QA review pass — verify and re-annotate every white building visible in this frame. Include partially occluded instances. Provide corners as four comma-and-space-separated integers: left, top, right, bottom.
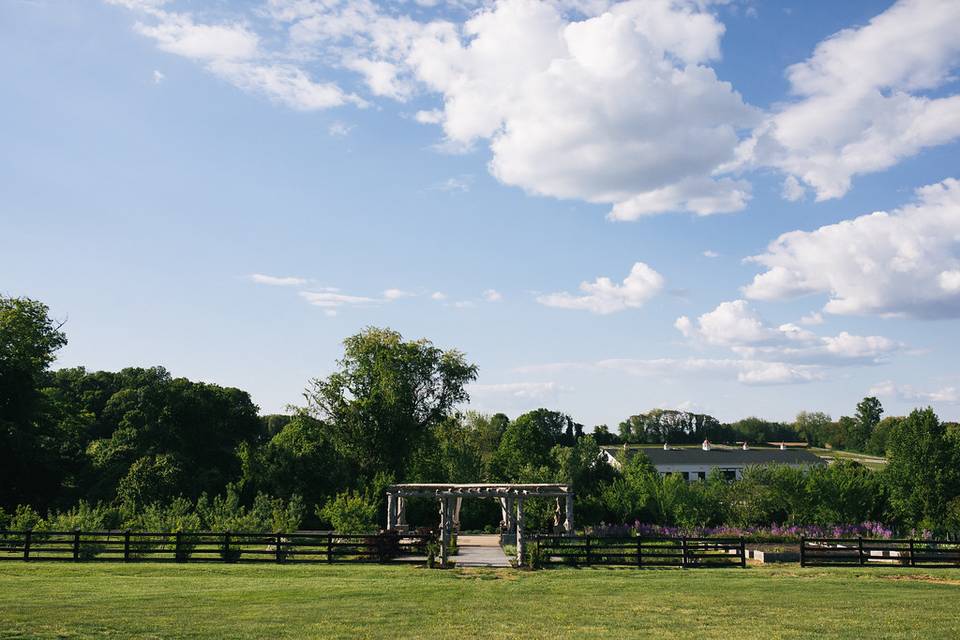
602, 440, 825, 481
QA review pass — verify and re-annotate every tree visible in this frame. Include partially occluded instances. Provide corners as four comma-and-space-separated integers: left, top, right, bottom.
849, 397, 883, 451
884, 408, 960, 531
304, 327, 477, 480
794, 411, 832, 446
0, 296, 68, 510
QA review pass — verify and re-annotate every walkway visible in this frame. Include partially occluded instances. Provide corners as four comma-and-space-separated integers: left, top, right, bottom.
455, 534, 511, 567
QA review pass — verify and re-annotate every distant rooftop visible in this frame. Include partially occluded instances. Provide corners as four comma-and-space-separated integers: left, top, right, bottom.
628, 447, 825, 467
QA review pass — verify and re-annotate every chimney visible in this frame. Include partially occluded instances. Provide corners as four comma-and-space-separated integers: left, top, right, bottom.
742, 442, 749, 450
702, 439, 711, 451
780, 442, 786, 450
663, 442, 669, 450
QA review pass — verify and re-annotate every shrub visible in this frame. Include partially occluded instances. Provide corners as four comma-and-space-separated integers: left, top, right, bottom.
317, 490, 377, 533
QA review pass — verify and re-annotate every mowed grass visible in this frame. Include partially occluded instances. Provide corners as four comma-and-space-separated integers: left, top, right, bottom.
1, 562, 959, 639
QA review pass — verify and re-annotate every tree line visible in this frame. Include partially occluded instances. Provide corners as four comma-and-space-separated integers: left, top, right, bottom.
2, 295, 959, 535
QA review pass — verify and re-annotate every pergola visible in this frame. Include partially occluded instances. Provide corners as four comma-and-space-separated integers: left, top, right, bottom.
385, 483, 574, 567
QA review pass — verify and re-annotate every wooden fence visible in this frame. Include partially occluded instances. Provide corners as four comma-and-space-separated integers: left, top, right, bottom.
534, 535, 746, 568
0, 530, 433, 564
800, 536, 960, 568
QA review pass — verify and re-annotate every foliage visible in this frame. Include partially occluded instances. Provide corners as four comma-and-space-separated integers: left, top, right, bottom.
884, 407, 960, 532
618, 410, 721, 444
304, 327, 477, 480
318, 490, 378, 533
0, 296, 68, 510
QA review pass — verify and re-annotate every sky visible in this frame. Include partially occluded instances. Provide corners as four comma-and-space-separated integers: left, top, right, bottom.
2, 0, 960, 427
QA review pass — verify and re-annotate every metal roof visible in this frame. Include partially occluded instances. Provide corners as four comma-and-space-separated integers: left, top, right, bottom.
629, 447, 825, 466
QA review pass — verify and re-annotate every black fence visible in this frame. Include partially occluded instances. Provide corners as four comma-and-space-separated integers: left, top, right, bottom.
0, 530, 434, 564
800, 536, 960, 568
534, 535, 746, 568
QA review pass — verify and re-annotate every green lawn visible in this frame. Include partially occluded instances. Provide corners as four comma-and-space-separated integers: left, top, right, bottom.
1, 562, 958, 639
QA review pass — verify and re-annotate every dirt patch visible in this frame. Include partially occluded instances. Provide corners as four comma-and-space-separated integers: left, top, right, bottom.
453, 568, 518, 581
880, 574, 960, 586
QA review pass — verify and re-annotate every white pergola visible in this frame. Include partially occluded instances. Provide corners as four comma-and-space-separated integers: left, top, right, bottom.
385, 483, 574, 567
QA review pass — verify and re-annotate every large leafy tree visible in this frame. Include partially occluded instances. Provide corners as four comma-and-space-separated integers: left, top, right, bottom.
850, 396, 883, 451
304, 327, 477, 480
0, 296, 67, 509
884, 407, 960, 531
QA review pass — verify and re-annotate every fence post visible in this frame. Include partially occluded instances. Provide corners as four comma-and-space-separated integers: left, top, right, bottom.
275, 533, 283, 564
739, 536, 746, 568
124, 530, 131, 562
909, 539, 915, 567
585, 535, 592, 566
24, 530, 31, 562
858, 536, 864, 566
681, 537, 688, 568
637, 537, 642, 568
327, 533, 333, 564
175, 531, 183, 562
800, 535, 805, 568
73, 529, 81, 562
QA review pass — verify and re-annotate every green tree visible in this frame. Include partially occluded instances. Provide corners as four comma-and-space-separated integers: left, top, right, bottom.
0, 296, 68, 510
849, 397, 883, 451
884, 408, 960, 531
304, 327, 477, 480
794, 411, 832, 446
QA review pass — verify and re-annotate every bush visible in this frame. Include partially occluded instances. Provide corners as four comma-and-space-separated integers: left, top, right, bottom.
317, 490, 377, 533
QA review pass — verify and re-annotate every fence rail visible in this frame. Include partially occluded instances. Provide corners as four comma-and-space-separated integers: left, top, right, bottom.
534, 535, 746, 568
0, 530, 433, 564
800, 536, 960, 568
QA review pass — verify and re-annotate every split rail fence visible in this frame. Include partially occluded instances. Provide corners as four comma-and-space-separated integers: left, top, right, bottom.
534, 535, 746, 568
0, 530, 433, 564
800, 536, 960, 568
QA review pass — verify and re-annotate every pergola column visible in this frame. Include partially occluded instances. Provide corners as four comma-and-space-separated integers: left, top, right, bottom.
515, 496, 525, 566
506, 496, 516, 531
453, 497, 462, 532
386, 493, 396, 531
396, 497, 407, 530
565, 493, 574, 536
439, 498, 450, 568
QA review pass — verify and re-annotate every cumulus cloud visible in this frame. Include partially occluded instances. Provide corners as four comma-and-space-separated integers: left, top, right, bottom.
738, 0, 960, 200
744, 178, 960, 318
175, 0, 757, 217
702, 250, 720, 258
869, 380, 959, 404
382, 288, 414, 300
483, 289, 503, 302
249, 273, 307, 286
538, 261, 664, 314
676, 299, 901, 364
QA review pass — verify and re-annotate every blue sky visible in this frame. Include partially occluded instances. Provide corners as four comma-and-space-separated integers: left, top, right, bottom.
3, 0, 959, 426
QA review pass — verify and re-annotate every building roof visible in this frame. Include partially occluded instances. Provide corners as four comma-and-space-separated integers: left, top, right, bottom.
630, 447, 825, 467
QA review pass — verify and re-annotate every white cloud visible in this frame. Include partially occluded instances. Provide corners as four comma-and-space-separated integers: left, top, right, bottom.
744, 178, 960, 318
298, 290, 378, 310
430, 291, 447, 301
152, 69, 165, 84
781, 175, 805, 202
738, 0, 960, 200
676, 299, 901, 364
800, 311, 824, 326
382, 288, 414, 300
483, 289, 503, 302
520, 357, 822, 386
469, 381, 570, 401
249, 273, 307, 286
109, 2, 361, 110
702, 250, 720, 258
538, 261, 664, 314
261, 0, 759, 217
869, 380, 959, 404
328, 121, 354, 136
429, 176, 472, 192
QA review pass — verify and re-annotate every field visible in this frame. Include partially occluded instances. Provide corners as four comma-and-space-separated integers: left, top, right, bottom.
1, 563, 959, 639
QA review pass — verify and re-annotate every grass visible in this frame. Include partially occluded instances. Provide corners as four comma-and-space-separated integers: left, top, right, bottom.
1, 563, 959, 639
